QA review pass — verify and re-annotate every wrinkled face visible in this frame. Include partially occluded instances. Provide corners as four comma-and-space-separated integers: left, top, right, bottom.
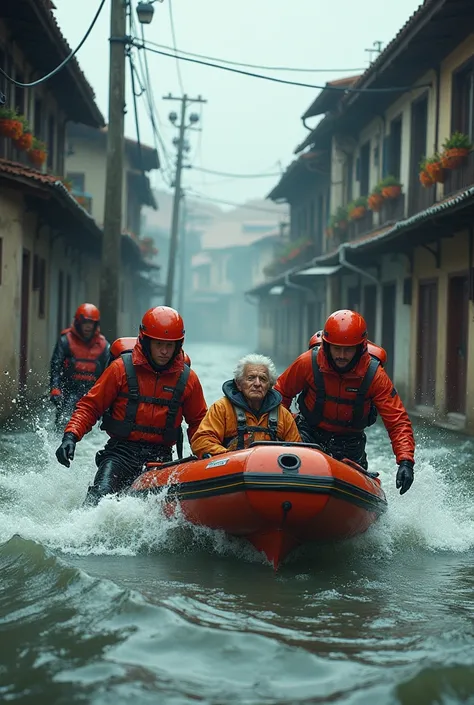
329, 344, 358, 368
236, 364, 271, 407
80, 320, 95, 339
149, 339, 176, 366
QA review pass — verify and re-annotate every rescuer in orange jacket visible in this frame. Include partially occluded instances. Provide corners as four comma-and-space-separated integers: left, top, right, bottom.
275, 310, 415, 494
191, 353, 301, 458
54, 306, 207, 506
49, 303, 110, 430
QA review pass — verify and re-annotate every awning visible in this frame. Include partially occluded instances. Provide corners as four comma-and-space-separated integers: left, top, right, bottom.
296, 265, 341, 276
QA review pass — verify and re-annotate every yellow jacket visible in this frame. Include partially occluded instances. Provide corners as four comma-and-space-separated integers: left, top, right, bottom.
191, 385, 301, 458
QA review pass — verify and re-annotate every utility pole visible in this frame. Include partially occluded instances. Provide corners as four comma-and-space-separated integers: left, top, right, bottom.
163, 93, 206, 308
100, 0, 127, 342
178, 195, 187, 313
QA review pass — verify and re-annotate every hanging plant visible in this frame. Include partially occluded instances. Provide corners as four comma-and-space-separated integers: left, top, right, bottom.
27, 138, 47, 168
348, 196, 368, 221
440, 132, 472, 170
13, 116, 33, 151
368, 184, 384, 212
0, 106, 23, 140
380, 175, 402, 200
328, 205, 349, 237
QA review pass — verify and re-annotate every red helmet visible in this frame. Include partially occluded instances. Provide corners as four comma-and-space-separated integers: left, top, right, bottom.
139, 306, 185, 341
308, 330, 322, 350
74, 303, 100, 324
322, 310, 368, 347
183, 351, 191, 366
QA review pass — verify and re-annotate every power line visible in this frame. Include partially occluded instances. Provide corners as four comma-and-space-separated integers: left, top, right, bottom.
187, 190, 288, 214
191, 165, 282, 178
139, 42, 431, 93
167, 0, 185, 94
0, 0, 107, 87
141, 40, 367, 74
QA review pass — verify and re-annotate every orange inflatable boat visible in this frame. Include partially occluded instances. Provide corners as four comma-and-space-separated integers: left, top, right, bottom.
129, 442, 387, 569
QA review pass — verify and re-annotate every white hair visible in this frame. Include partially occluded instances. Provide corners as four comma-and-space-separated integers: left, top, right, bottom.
233, 353, 277, 386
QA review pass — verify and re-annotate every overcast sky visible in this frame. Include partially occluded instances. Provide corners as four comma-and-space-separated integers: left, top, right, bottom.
54, 0, 421, 209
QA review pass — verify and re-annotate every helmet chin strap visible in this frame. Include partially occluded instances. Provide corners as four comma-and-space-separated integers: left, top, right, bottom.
324, 341, 364, 374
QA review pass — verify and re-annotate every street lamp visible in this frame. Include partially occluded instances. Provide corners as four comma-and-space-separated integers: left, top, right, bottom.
189, 113, 199, 125
136, 0, 161, 25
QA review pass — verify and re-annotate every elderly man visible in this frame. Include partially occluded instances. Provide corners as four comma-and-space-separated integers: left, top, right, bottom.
191, 353, 301, 458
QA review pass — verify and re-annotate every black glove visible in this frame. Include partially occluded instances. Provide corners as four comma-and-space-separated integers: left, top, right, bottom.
56, 432, 77, 468
396, 460, 414, 495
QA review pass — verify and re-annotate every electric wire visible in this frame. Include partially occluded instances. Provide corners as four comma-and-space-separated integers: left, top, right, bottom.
167, 0, 185, 94
192, 165, 283, 178
139, 42, 431, 93
141, 40, 368, 74
0, 0, 107, 88
187, 189, 288, 214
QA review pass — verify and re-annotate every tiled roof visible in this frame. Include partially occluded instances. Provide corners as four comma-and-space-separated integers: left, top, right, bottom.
302, 75, 362, 120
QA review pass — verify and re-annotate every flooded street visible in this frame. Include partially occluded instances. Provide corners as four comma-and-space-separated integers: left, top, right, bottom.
2, 342, 474, 704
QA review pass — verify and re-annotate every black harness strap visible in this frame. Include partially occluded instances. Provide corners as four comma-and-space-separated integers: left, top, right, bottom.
101, 353, 190, 441
297, 350, 380, 430
228, 405, 279, 450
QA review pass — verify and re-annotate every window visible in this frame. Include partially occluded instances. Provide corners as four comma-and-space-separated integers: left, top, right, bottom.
345, 154, 353, 203
14, 73, 26, 116
389, 116, 402, 179
47, 115, 55, 169
452, 60, 474, 139
359, 141, 370, 196
34, 98, 43, 140
33, 254, 40, 290
67, 172, 85, 192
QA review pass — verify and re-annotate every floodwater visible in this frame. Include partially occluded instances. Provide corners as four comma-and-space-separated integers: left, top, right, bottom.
1, 342, 474, 704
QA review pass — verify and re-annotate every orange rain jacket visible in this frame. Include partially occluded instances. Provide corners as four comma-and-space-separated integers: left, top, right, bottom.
65, 344, 207, 446
274, 347, 415, 464
191, 381, 301, 458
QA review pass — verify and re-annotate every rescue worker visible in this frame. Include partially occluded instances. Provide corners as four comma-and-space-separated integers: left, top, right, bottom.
50, 303, 110, 430
275, 310, 415, 495
191, 353, 301, 458
54, 306, 207, 505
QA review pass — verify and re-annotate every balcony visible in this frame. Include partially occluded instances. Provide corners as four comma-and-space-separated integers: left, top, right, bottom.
443, 151, 474, 196
379, 192, 406, 225
263, 239, 314, 278
71, 189, 93, 214
348, 209, 373, 240
408, 176, 436, 217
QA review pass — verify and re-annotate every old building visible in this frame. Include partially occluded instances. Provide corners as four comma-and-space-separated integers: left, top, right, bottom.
248, 0, 474, 433
0, 0, 154, 420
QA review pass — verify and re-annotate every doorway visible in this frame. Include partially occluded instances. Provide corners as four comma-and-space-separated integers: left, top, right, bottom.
416, 280, 438, 406
446, 274, 469, 414
382, 283, 396, 380
19, 249, 31, 389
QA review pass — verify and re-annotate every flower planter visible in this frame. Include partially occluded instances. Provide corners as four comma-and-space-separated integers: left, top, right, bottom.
28, 149, 47, 167
426, 161, 446, 183
368, 193, 384, 212
0, 119, 23, 140
440, 147, 469, 170
349, 206, 366, 220
381, 185, 401, 200
13, 132, 33, 151
419, 170, 434, 188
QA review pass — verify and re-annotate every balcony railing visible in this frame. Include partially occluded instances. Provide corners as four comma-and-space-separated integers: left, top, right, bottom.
71, 189, 93, 214
379, 193, 406, 226
408, 176, 436, 217
443, 151, 474, 196
348, 209, 373, 240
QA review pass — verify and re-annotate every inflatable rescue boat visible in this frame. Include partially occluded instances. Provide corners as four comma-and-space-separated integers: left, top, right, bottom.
129, 441, 387, 569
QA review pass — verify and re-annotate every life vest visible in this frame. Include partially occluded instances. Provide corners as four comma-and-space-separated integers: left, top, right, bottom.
224, 405, 279, 450
61, 330, 108, 385
100, 351, 191, 443
298, 348, 380, 431
309, 331, 387, 367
